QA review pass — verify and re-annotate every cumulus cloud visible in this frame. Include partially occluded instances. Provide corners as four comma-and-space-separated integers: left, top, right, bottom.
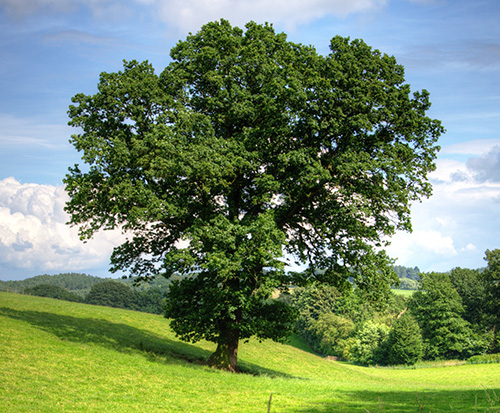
403, 229, 455, 255
386, 228, 457, 268
467, 145, 500, 183
148, 0, 388, 32
0, 177, 124, 278
386, 142, 500, 271
1, 0, 388, 32
461, 243, 477, 252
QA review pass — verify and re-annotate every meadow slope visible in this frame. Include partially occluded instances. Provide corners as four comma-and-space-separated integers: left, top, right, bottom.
1, 292, 499, 412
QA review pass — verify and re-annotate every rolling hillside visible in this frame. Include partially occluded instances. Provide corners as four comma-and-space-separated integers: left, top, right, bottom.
0, 272, 172, 297
1, 292, 499, 412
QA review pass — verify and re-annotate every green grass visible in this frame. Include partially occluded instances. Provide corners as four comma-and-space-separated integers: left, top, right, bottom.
1, 292, 499, 412
392, 288, 415, 297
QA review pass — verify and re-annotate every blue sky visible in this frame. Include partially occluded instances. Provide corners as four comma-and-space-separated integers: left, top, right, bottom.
1, 0, 499, 280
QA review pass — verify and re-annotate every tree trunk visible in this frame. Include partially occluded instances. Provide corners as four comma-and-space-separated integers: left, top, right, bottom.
207, 326, 239, 372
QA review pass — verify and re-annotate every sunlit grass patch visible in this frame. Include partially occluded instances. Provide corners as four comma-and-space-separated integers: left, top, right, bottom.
1, 292, 499, 412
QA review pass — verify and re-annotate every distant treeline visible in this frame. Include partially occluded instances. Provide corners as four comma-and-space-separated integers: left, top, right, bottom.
393, 265, 420, 280
0, 266, 422, 306
3, 257, 498, 367
1, 265, 422, 296
0, 273, 172, 315
0, 273, 106, 297
287, 256, 499, 366
393, 265, 421, 290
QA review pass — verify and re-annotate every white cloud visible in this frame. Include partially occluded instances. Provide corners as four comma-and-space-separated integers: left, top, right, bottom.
1, 0, 388, 32
0, 177, 124, 277
467, 145, 500, 183
461, 243, 477, 252
386, 144, 500, 271
386, 229, 457, 268
441, 139, 500, 156
429, 158, 469, 182
149, 0, 388, 32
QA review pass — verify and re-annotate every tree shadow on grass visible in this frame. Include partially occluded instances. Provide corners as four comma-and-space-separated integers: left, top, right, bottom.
0, 306, 297, 378
292, 388, 500, 412
0, 306, 209, 365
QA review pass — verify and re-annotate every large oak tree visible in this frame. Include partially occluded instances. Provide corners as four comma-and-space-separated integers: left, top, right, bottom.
65, 20, 442, 371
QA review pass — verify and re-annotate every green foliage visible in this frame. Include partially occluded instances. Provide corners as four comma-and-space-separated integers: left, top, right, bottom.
1, 273, 167, 315
64, 19, 442, 370
482, 249, 500, 332
291, 283, 405, 362
350, 320, 390, 365
3, 292, 500, 412
85, 281, 137, 310
291, 283, 367, 357
24, 284, 84, 303
290, 260, 498, 365
392, 265, 420, 290
393, 265, 420, 281
133, 288, 166, 315
449, 267, 488, 328
122, 275, 172, 292
85, 280, 166, 314
386, 312, 423, 365
410, 272, 474, 360
0, 272, 106, 296
386, 292, 409, 315
315, 312, 356, 358
397, 277, 418, 290
166, 274, 297, 346
468, 353, 500, 364
292, 283, 343, 326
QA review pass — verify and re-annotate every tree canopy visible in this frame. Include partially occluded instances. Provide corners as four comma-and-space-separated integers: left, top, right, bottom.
410, 272, 473, 360
386, 312, 423, 366
24, 284, 84, 303
64, 20, 442, 371
482, 249, 500, 341
85, 281, 137, 309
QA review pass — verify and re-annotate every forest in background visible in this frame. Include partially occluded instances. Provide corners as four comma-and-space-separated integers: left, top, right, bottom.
0, 265, 424, 297
2, 257, 498, 366
0, 272, 172, 315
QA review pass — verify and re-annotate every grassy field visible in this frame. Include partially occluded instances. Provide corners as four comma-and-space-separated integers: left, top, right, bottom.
1, 292, 499, 412
392, 288, 415, 297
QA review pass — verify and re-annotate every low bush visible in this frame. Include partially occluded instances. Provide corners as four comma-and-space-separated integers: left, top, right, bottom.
24, 284, 84, 302
468, 353, 500, 364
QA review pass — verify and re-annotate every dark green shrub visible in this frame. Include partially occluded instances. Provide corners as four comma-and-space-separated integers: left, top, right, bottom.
468, 353, 500, 364
134, 288, 166, 314
85, 281, 137, 309
24, 284, 84, 303
386, 312, 423, 365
